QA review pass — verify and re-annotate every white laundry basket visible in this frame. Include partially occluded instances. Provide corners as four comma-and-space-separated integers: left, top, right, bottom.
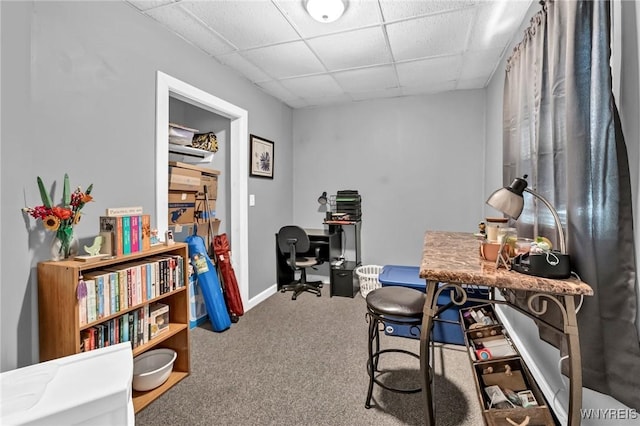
355, 265, 383, 298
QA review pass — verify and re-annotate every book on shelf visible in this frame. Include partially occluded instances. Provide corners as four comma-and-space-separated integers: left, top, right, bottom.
141, 214, 151, 252
122, 216, 131, 255
149, 302, 170, 340
122, 313, 130, 344
99, 216, 117, 256
83, 271, 111, 319
109, 271, 119, 313
130, 215, 140, 253
128, 312, 135, 349
103, 267, 128, 311
99, 216, 124, 256
88, 327, 97, 351
85, 279, 97, 323
80, 329, 91, 352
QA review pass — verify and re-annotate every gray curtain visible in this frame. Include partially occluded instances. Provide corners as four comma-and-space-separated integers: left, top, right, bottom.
503, 0, 640, 409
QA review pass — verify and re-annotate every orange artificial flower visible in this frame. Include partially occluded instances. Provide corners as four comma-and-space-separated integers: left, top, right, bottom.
51, 206, 73, 220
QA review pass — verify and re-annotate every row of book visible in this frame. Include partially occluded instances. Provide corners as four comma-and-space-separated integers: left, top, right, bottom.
80, 302, 169, 352
99, 214, 152, 256
78, 255, 184, 326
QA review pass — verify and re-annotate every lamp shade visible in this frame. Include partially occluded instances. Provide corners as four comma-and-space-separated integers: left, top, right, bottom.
317, 191, 328, 205
306, 0, 345, 23
485, 177, 528, 219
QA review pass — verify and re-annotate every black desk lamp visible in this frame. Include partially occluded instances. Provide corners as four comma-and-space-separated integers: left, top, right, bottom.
486, 175, 570, 278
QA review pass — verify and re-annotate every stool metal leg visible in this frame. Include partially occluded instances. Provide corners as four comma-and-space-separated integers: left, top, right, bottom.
365, 313, 377, 409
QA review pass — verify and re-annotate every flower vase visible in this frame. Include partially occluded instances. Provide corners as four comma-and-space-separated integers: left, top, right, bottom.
50, 228, 79, 261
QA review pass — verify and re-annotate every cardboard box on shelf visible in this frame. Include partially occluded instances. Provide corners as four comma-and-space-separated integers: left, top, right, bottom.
169, 220, 221, 248
195, 198, 216, 221
169, 166, 200, 192
168, 192, 196, 224
197, 174, 218, 200
169, 161, 220, 176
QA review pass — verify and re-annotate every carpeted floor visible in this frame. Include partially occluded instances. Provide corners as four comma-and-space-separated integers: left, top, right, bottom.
135, 289, 483, 425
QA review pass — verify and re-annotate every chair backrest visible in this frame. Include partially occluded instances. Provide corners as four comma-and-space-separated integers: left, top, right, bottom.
277, 225, 311, 254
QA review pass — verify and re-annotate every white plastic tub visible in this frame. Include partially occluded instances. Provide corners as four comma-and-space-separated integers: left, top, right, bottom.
132, 348, 177, 392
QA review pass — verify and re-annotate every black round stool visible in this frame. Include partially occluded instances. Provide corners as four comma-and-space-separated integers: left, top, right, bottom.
365, 286, 427, 409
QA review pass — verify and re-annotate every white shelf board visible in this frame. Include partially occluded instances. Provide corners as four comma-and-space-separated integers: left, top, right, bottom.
168, 143, 214, 163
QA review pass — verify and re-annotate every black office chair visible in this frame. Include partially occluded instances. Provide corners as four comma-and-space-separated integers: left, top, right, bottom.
277, 225, 323, 300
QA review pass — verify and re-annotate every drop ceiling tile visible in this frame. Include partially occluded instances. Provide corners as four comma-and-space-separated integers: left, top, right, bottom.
459, 49, 502, 81
468, 1, 533, 51
180, 0, 299, 49
126, 0, 175, 12
307, 27, 391, 71
145, 5, 235, 56
304, 94, 353, 107
401, 80, 457, 96
279, 74, 344, 99
379, 0, 477, 22
386, 9, 474, 61
396, 56, 463, 88
243, 41, 325, 79
457, 77, 489, 90
217, 52, 272, 83
350, 87, 403, 101
275, 0, 382, 38
332, 65, 397, 93
256, 80, 298, 101
285, 98, 310, 109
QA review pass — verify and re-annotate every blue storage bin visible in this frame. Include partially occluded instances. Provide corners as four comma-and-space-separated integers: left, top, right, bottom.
379, 265, 489, 345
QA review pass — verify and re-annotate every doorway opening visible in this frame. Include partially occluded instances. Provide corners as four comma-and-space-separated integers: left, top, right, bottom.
155, 71, 249, 307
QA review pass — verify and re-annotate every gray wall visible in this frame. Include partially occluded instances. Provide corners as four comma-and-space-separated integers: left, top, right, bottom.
0, 0, 293, 371
484, 1, 640, 421
292, 92, 487, 267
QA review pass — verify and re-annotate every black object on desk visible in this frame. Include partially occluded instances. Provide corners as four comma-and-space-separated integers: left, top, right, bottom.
275, 228, 340, 289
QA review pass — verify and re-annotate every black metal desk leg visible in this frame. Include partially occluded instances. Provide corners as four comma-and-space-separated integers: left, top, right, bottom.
420, 280, 437, 426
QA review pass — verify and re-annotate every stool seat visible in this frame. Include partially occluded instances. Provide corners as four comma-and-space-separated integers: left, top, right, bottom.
366, 286, 426, 318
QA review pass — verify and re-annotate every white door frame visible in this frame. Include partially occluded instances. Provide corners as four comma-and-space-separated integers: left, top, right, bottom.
155, 71, 249, 307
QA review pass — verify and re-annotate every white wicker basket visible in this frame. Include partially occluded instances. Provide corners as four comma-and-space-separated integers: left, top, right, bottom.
355, 265, 383, 298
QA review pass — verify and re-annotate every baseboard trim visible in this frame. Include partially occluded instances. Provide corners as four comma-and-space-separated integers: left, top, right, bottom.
495, 305, 568, 425
246, 284, 277, 311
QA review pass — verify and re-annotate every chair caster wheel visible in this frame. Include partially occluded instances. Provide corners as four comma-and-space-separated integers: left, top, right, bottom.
316, 293, 321, 297
280, 289, 286, 293
292, 296, 297, 300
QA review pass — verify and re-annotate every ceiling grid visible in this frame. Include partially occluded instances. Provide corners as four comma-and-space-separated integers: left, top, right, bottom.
125, 0, 533, 108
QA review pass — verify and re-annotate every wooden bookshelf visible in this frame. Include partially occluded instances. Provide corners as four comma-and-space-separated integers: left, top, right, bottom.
37, 242, 191, 413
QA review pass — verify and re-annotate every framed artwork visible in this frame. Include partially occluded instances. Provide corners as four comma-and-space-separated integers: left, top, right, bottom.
249, 134, 274, 179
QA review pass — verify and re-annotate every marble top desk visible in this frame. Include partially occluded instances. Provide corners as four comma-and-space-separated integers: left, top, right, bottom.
418, 231, 593, 426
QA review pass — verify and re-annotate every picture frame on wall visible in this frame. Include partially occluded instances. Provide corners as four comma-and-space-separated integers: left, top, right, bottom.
249, 134, 274, 179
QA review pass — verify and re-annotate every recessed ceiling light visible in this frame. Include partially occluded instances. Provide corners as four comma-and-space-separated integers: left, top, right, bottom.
306, 0, 345, 23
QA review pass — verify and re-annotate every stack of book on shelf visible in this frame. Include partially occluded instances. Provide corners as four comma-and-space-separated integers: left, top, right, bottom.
78, 254, 184, 352
99, 206, 152, 257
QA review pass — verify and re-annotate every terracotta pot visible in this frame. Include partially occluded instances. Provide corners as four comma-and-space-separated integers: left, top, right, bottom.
480, 242, 508, 262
